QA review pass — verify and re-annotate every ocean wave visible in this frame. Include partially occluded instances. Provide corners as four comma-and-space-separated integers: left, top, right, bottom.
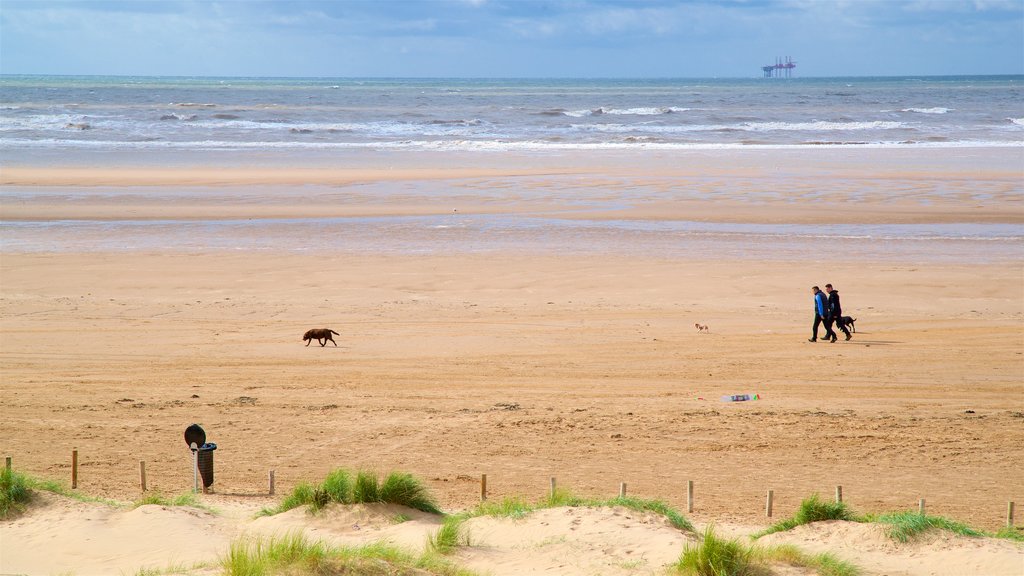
563, 106, 690, 117
160, 113, 198, 121
902, 107, 953, 114
1009, 118, 1024, 127
2, 137, 1020, 153
569, 120, 909, 134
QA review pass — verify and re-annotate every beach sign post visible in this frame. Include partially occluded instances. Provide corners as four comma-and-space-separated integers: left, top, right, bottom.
184, 423, 206, 494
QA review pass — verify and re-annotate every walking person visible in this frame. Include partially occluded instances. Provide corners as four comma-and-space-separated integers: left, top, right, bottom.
825, 283, 851, 341
809, 286, 830, 342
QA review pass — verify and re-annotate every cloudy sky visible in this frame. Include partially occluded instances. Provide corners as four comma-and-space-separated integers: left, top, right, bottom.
1, 0, 1021, 78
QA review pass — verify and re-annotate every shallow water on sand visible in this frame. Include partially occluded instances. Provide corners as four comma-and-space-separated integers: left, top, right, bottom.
3, 213, 1021, 263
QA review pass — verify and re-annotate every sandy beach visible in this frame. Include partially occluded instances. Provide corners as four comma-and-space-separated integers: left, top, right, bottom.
1, 147, 1023, 574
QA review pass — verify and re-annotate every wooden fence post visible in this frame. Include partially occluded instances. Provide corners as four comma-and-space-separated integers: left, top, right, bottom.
919, 498, 926, 515
550, 477, 557, 499
619, 482, 627, 498
835, 485, 843, 503
766, 489, 774, 517
72, 448, 78, 489
687, 480, 694, 513
140, 461, 147, 492
1008, 501, 1015, 528
480, 474, 487, 502
269, 470, 275, 496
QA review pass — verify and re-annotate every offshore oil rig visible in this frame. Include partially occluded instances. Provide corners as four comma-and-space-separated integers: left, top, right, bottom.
762, 56, 796, 78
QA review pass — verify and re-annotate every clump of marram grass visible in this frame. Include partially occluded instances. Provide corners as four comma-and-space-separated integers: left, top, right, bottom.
751, 544, 860, 576
676, 525, 757, 576
469, 489, 694, 532
427, 515, 471, 554
473, 496, 533, 519
994, 526, 1024, 542
320, 468, 352, 504
222, 532, 476, 576
3, 468, 124, 517
752, 494, 1010, 545
1, 468, 33, 518
257, 468, 440, 516
379, 471, 442, 514
353, 470, 380, 503
754, 493, 858, 538
864, 510, 985, 543
132, 491, 205, 509
604, 496, 695, 531
676, 526, 860, 576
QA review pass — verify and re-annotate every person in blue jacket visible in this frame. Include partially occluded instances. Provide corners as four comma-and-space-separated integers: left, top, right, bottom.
809, 286, 833, 342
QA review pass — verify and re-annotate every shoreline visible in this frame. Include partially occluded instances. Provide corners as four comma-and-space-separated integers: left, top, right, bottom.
2, 146, 1023, 226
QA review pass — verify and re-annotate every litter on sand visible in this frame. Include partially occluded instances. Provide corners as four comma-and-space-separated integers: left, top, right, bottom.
721, 393, 759, 402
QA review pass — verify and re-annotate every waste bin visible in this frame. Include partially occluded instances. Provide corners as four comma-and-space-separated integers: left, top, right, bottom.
197, 443, 217, 490
184, 424, 206, 448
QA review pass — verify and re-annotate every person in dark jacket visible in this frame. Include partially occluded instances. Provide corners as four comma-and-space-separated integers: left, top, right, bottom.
809, 286, 831, 342
825, 283, 851, 341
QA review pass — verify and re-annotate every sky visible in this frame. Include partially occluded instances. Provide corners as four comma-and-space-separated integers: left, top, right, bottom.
1, 0, 1022, 78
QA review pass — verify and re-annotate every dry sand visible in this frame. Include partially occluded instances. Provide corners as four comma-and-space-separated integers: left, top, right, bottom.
1, 149, 1022, 574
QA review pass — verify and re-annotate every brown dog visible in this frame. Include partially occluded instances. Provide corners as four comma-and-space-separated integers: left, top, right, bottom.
303, 328, 339, 347
695, 323, 709, 333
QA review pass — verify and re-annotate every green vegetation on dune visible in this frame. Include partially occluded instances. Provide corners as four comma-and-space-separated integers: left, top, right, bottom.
427, 515, 471, 555
753, 493, 859, 538
864, 510, 985, 543
676, 525, 860, 576
222, 532, 476, 576
2, 468, 122, 517
258, 467, 441, 516
468, 489, 694, 531
752, 493, 1018, 544
1, 468, 33, 518
131, 491, 217, 514
676, 526, 758, 576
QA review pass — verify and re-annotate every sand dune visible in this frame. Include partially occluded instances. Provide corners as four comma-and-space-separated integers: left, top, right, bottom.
2, 493, 1021, 575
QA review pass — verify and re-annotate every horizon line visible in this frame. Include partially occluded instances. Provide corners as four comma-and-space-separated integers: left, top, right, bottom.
2, 73, 1022, 81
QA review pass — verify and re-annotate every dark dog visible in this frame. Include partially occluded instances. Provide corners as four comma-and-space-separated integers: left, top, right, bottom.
837, 317, 856, 333
303, 328, 339, 347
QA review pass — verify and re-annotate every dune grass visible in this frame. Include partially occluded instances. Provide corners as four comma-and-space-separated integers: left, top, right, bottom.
1, 468, 33, 518
994, 526, 1024, 542
602, 495, 695, 531
473, 496, 534, 519
753, 494, 859, 538
676, 526, 860, 576
379, 471, 442, 514
465, 489, 694, 533
864, 510, 985, 543
222, 531, 476, 576
258, 467, 441, 516
427, 515, 471, 555
751, 493, 1016, 545
131, 490, 217, 514
353, 470, 379, 503
2, 468, 124, 517
752, 544, 861, 576
320, 468, 352, 504
677, 526, 758, 576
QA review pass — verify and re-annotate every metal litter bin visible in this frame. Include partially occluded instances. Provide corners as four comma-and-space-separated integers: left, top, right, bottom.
197, 443, 217, 490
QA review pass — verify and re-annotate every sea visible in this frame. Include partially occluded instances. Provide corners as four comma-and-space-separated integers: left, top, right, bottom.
1, 75, 1022, 261
1, 75, 1022, 154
